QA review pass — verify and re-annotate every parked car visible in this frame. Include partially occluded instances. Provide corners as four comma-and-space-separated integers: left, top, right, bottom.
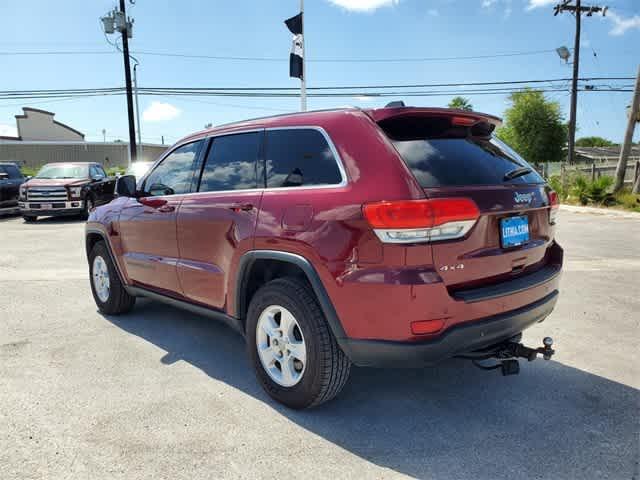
85, 106, 562, 408
0, 162, 26, 216
19, 162, 116, 222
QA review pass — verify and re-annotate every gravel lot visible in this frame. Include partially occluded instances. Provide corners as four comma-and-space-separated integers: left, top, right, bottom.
1, 208, 638, 480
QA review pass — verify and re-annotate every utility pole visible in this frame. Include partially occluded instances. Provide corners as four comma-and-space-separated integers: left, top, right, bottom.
101, 2, 137, 165
119, 0, 137, 165
614, 65, 640, 193
133, 61, 143, 160
554, 1, 607, 165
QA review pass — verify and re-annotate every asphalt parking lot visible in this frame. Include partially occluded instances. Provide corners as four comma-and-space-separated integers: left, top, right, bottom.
1, 208, 638, 480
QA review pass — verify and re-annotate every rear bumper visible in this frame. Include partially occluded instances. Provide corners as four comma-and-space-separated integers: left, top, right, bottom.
342, 290, 559, 367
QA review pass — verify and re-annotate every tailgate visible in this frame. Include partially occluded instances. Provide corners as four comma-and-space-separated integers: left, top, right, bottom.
425, 185, 555, 290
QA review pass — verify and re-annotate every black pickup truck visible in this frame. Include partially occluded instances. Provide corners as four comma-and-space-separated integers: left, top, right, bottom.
0, 162, 25, 216
19, 162, 116, 222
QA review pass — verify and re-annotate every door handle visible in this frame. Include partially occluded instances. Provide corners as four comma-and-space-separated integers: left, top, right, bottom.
139, 197, 168, 209
229, 203, 254, 212
158, 205, 175, 213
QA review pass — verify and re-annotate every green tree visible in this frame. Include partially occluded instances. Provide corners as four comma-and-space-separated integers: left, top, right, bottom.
496, 90, 567, 164
575, 136, 615, 147
448, 96, 473, 111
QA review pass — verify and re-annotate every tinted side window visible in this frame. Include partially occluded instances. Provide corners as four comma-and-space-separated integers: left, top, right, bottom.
199, 132, 260, 192
144, 141, 202, 196
95, 165, 107, 178
1, 165, 22, 179
265, 129, 342, 188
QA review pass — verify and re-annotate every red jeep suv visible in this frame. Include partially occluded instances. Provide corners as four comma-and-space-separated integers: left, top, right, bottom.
85, 106, 562, 408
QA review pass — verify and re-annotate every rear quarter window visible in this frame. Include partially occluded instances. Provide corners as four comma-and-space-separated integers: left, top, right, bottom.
265, 129, 343, 188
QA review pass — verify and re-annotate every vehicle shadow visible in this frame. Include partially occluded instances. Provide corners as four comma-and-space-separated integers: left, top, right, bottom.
23, 216, 85, 225
0, 213, 21, 222
104, 300, 639, 480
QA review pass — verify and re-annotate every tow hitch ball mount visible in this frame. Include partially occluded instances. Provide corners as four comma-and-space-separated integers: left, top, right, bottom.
468, 337, 555, 376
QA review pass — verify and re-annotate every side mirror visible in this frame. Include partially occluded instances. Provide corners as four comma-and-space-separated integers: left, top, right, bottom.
0, 172, 8, 180
116, 175, 137, 197
149, 183, 174, 196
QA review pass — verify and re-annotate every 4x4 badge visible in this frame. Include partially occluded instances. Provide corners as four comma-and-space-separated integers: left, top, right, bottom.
440, 264, 465, 271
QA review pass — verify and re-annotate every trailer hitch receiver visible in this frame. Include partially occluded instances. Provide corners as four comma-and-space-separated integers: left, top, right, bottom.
462, 337, 555, 376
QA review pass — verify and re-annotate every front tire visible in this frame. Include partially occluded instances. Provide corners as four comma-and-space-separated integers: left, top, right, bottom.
23, 215, 37, 223
82, 195, 95, 220
246, 277, 351, 409
89, 241, 136, 315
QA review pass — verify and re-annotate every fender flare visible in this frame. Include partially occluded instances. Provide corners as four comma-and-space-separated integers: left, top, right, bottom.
235, 250, 349, 349
85, 227, 127, 286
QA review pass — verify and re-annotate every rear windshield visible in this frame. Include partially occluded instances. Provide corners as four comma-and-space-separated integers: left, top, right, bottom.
380, 116, 544, 187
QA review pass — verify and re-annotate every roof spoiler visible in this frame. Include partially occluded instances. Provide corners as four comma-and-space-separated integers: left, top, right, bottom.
367, 107, 503, 129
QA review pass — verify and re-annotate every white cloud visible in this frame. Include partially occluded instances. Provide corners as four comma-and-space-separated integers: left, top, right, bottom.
607, 10, 640, 36
142, 101, 181, 122
326, 0, 399, 12
0, 123, 18, 137
353, 95, 375, 102
481, 0, 512, 18
526, 0, 555, 11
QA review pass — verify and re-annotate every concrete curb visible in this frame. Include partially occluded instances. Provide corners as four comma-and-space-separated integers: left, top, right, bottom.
560, 204, 640, 219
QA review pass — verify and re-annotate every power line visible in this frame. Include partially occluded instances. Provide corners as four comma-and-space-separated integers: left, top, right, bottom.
0, 87, 631, 102
0, 48, 562, 63
1, 77, 629, 97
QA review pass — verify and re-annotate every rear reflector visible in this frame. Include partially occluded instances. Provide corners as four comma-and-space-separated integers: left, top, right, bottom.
411, 319, 445, 335
548, 190, 559, 224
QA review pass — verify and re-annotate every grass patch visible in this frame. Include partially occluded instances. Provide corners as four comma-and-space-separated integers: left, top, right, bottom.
614, 190, 640, 213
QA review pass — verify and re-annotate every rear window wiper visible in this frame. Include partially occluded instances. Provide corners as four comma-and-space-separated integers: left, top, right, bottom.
503, 167, 532, 181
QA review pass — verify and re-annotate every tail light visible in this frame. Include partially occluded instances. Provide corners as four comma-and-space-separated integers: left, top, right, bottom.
548, 190, 559, 224
363, 198, 480, 244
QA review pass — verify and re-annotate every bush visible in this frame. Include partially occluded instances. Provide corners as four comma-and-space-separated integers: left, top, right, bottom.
106, 167, 126, 176
20, 167, 38, 177
570, 175, 614, 206
548, 175, 567, 200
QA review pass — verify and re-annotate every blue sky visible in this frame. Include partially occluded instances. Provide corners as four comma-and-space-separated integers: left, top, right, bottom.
1, 0, 638, 145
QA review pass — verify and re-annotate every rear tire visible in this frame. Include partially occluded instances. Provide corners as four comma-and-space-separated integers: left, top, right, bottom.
82, 195, 95, 220
23, 215, 37, 223
89, 241, 136, 315
246, 277, 351, 409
